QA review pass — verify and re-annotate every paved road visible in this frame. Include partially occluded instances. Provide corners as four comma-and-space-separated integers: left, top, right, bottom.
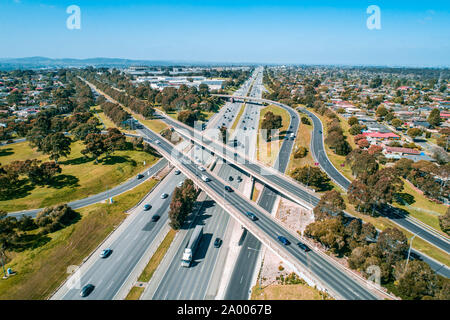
5, 158, 168, 219
55, 170, 185, 300
139, 127, 378, 300
225, 68, 301, 299
147, 68, 261, 300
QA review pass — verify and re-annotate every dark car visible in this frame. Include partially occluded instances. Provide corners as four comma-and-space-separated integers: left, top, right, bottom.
151, 214, 160, 222
277, 236, 290, 246
236, 176, 242, 182
245, 211, 257, 221
144, 204, 152, 211
174, 170, 181, 175
80, 284, 95, 297
224, 186, 233, 192
214, 238, 222, 248
297, 242, 310, 252
99, 248, 112, 258
137, 174, 144, 179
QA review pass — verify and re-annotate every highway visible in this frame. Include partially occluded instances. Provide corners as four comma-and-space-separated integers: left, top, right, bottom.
53, 169, 186, 300
158, 94, 450, 258
144, 68, 262, 300
137, 125, 379, 300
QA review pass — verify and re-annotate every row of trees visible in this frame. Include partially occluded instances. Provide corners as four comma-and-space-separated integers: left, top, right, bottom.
261, 111, 282, 141
168, 179, 199, 230
306, 190, 449, 300
100, 101, 130, 127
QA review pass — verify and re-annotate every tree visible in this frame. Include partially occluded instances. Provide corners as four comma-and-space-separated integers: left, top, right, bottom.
394, 158, 414, 178
348, 116, 359, 126
439, 207, 450, 235
291, 166, 330, 191
376, 227, 408, 265
40, 132, 72, 162
313, 190, 346, 221
27, 161, 62, 185
349, 124, 363, 136
178, 110, 198, 127
407, 128, 422, 139
304, 218, 346, 254
81, 133, 107, 161
357, 139, 369, 149
293, 146, 308, 159
346, 150, 379, 178
35, 204, 78, 233
427, 108, 442, 127
219, 126, 227, 144
376, 106, 388, 118
168, 179, 198, 230
103, 128, 127, 155
301, 116, 311, 125
261, 111, 282, 141
72, 122, 100, 141
394, 260, 439, 300
391, 118, 403, 128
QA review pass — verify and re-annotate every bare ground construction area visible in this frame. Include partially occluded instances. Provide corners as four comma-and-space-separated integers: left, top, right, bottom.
251, 197, 333, 300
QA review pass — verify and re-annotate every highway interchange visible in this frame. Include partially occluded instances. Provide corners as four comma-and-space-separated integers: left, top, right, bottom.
49, 67, 449, 300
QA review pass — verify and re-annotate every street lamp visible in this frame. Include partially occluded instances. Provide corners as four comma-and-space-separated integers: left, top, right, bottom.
404, 233, 418, 271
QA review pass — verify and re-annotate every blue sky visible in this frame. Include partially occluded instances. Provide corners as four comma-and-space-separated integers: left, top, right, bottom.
0, 0, 449, 66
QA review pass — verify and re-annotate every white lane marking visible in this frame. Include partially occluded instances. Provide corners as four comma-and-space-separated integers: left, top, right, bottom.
240, 276, 243, 284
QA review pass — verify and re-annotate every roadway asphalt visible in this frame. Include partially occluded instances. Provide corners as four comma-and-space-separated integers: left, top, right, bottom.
146, 69, 261, 299
142, 129, 378, 299
225, 69, 301, 299
57, 170, 186, 300
6, 158, 168, 219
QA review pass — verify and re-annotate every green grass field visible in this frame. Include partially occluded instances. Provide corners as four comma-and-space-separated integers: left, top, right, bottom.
287, 114, 315, 175
0, 178, 159, 300
0, 140, 159, 212
257, 105, 291, 166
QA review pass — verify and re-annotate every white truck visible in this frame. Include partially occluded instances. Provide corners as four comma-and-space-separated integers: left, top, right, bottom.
181, 225, 203, 267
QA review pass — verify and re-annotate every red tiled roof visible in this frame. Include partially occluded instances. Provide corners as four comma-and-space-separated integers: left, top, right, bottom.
363, 132, 400, 139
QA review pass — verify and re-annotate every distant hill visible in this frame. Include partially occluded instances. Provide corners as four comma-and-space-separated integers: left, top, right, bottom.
0, 57, 255, 70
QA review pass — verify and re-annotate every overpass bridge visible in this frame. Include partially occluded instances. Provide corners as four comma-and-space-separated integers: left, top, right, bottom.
136, 125, 384, 300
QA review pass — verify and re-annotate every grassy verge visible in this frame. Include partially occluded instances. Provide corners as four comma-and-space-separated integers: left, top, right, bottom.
137, 229, 177, 282
251, 284, 331, 300
287, 114, 315, 175
393, 181, 447, 235
257, 105, 291, 166
90, 105, 136, 135
124, 286, 145, 300
0, 141, 159, 212
230, 103, 246, 132
0, 178, 159, 300
140, 119, 169, 134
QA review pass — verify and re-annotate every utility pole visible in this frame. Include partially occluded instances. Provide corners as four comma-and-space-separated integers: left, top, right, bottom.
0, 251, 7, 279
404, 233, 417, 272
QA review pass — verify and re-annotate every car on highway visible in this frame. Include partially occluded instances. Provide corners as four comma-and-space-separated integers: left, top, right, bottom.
245, 211, 257, 221
144, 204, 152, 211
198, 166, 206, 172
277, 236, 290, 246
178, 181, 184, 187
228, 176, 234, 181
201, 175, 210, 182
224, 186, 233, 192
136, 174, 144, 179
99, 248, 112, 258
80, 284, 95, 297
151, 214, 160, 222
297, 242, 310, 252
237, 176, 242, 182
214, 238, 222, 248
161, 193, 168, 199
174, 170, 181, 175
155, 140, 160, 144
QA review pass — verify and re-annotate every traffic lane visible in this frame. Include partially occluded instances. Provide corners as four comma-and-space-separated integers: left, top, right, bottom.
143, 114, 377, 299
151, 145, 243, 299
5, 158, 168, 219
62, 173, 184, 300
204, 170, 377, 300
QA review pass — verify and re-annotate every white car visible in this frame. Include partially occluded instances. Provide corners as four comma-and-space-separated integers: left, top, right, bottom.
178, 181, 184, 187
201, 175, 210, 182
198, 166, 206, 172
155, 140, 160, 144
